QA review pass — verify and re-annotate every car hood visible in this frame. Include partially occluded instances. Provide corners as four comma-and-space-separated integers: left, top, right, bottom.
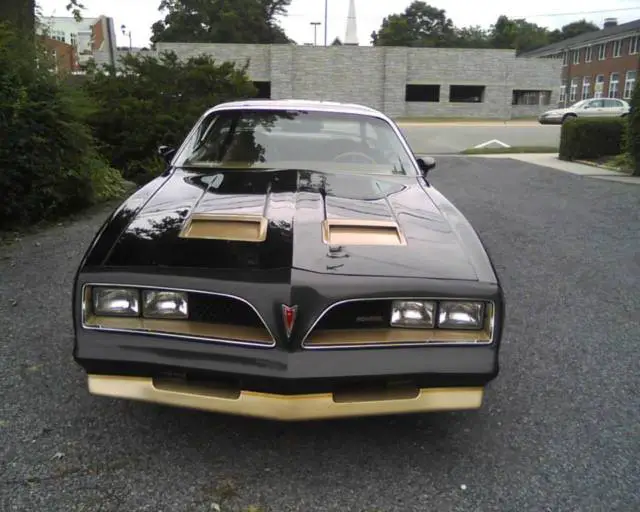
103, 167, 480, 280
541, 108, 568, 116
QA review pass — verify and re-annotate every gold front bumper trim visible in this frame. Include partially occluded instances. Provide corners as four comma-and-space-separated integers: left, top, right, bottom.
87, 375, 484, 421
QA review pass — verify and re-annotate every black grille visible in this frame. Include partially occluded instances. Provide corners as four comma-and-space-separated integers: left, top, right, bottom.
314, 300, 392, 330
188, 293, 264, 328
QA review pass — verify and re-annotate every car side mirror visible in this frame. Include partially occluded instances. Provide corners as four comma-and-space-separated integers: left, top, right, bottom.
416, 156, 436, 176
158, 145, 176, 165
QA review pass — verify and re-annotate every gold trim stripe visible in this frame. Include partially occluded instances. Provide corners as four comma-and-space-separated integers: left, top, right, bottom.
88, 375, 484, 421
85, 315, 273, 344
305, 327, 492, 346
179, 214, 268, 242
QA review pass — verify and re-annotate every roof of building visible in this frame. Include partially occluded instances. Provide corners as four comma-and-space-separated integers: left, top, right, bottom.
520, 18, 640, 57
209, 99, 383, 117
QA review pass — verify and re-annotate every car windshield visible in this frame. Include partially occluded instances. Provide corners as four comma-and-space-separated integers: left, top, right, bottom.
571, 100, 589, 108
176, 109, 417, 175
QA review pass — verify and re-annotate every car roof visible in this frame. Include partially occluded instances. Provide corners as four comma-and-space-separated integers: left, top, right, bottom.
206, 99, 387, 119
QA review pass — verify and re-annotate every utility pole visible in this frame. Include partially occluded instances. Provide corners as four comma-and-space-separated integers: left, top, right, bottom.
310, 22, 321, 46
324, 0, 328, 46
121, 24, 132, 51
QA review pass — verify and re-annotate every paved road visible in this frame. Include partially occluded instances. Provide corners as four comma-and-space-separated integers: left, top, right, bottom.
399, 122, 561, 154
2, 158, 639, 512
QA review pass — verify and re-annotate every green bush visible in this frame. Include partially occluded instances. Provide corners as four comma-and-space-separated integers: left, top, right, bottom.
559, 117, 626, 161
0, 23, 127, 230
82, 52, 258, 185
624, 79, 640, 176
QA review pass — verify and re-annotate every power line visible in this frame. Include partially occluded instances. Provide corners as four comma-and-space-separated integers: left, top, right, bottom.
281, 6, 640, 20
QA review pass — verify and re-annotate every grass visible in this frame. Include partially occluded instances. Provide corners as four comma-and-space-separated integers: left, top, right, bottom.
460, 145, 559, 155
575, 153, 635, 174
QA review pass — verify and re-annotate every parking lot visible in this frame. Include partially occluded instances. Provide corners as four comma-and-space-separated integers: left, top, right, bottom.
1, 156, 639, 511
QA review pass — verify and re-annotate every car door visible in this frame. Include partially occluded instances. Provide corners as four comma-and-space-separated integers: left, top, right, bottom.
582, 99, 605, 117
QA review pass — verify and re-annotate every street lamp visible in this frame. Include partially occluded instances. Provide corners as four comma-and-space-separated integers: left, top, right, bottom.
324, 0, 328, 46
310, 22, 321, 46
120, 24, 132, 51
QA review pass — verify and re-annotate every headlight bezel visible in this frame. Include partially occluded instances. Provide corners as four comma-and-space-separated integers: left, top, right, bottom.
389, 299, 489, 332
142, 290, 189, 319
91, 287, 141, 317
436, 301, 486, 330
88, 286, 190, 320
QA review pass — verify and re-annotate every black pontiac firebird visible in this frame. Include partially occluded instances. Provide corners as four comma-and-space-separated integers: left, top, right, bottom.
72, 99, 504, 421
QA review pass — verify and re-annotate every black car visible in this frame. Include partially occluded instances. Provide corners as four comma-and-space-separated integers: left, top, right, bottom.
72, 99, 505, 421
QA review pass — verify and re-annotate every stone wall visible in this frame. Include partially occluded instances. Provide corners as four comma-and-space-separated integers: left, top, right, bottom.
92, 43, 562, 119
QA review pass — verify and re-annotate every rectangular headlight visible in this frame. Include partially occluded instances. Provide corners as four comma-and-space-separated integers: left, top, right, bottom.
438, 301, 485, 330
92, 288, 140, 316
142, 290, 188, 319
390, 300, 435, 328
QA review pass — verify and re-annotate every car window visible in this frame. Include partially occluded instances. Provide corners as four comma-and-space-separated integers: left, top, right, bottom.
589, 100, 604, 108
177, 110, 417, 176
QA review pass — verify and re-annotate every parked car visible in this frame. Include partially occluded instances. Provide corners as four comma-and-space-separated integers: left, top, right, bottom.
72, 99, 505, 421
538, 98, 630, 124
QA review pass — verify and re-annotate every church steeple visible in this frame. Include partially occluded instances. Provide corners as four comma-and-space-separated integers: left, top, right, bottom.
344, 0, 359, 46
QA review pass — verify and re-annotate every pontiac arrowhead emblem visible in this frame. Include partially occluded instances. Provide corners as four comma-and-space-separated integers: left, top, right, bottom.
281, 304, 298, 338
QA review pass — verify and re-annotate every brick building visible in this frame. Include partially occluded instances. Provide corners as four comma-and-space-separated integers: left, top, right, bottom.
521, 18, 640, 106
91, 43, 562, 119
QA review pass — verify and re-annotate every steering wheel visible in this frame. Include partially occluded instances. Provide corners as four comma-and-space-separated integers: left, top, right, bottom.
333, 152, 377, 164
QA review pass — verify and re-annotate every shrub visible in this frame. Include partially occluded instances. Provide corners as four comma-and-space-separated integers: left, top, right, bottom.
0, 23, 127, 230
624, 79, 640, 176
559, 117, 626, 161
82, 52, 258, 185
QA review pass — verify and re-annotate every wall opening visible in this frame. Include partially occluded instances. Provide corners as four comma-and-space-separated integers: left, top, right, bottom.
405, 84, 440, 102
449, 85, 485, 103
512, 90, 551, 105
253, 81, 271, 99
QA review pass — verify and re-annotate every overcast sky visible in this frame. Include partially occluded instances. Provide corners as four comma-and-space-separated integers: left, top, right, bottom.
37, 0, 640, 48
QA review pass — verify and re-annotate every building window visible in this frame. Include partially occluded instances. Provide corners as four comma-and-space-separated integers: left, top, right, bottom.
594, 74, 605, 98
559, 85, 566, 103
70, 33, 78, 47
570, 78, 579, 102
608, 73, 620, 98
512, 90, 551, 106
582, 77, 591, 99
252, 81, 271, 99
572, 50, 580, 64
405, 84, 440, 102
598, 43, 606, 60
613, 40, 622, 58
585, 46, 593, 62
630, 36, 639, 55
623, 70, 636, 99
562, 51, 568, 66
449, 85, 485, 103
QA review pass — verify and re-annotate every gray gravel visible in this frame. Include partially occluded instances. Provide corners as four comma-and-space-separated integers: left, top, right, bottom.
1, 158, 639, 512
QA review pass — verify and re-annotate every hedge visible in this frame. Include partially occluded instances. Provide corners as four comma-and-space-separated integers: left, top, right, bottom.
559, 117, 626, 161
624, 79, 640, 175
0, 23, 128, 230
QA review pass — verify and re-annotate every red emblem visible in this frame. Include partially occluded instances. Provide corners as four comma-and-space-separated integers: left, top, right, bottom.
281, 304, 298, 338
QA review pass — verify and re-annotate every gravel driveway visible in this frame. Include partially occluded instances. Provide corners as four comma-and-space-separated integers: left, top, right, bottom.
1, 157, 639, 512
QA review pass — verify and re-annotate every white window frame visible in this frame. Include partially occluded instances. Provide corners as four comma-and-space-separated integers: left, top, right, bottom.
570, 78, 579, 102
629, 36, 639, 55
608, 72, 620, 98
598, 43, 606, 60
572, 49, 580, 64
559, 85, 566, 103
585, 46, 593, 62
624, 70, 636, 99
613, 40, 622, 58
562, 51, 568, 66
582, 77, 591, 99
594, 74, 605, 98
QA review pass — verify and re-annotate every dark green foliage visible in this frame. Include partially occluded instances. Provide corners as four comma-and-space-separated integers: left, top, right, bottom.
624, 78, 640, 176
0, 23, 126, 230
82, 51, 258, 184
151, 0, 293, 44
559, 117, 626, 161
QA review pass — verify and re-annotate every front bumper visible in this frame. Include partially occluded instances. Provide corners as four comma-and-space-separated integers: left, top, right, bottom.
89, 375, 484, 421
538, 116, 562, 125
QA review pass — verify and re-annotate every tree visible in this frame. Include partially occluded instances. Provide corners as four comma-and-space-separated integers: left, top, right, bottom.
371, 1, 455, 47
549, 19, 599, 44
453, 26, 491, 48
151, 0, 293, 44
0, 1, 83, 35
489, 15, 551, 54
625, 75, 640, 176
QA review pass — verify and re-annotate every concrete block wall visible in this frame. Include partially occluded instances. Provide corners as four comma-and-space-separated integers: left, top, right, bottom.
92, 43, 562, 119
